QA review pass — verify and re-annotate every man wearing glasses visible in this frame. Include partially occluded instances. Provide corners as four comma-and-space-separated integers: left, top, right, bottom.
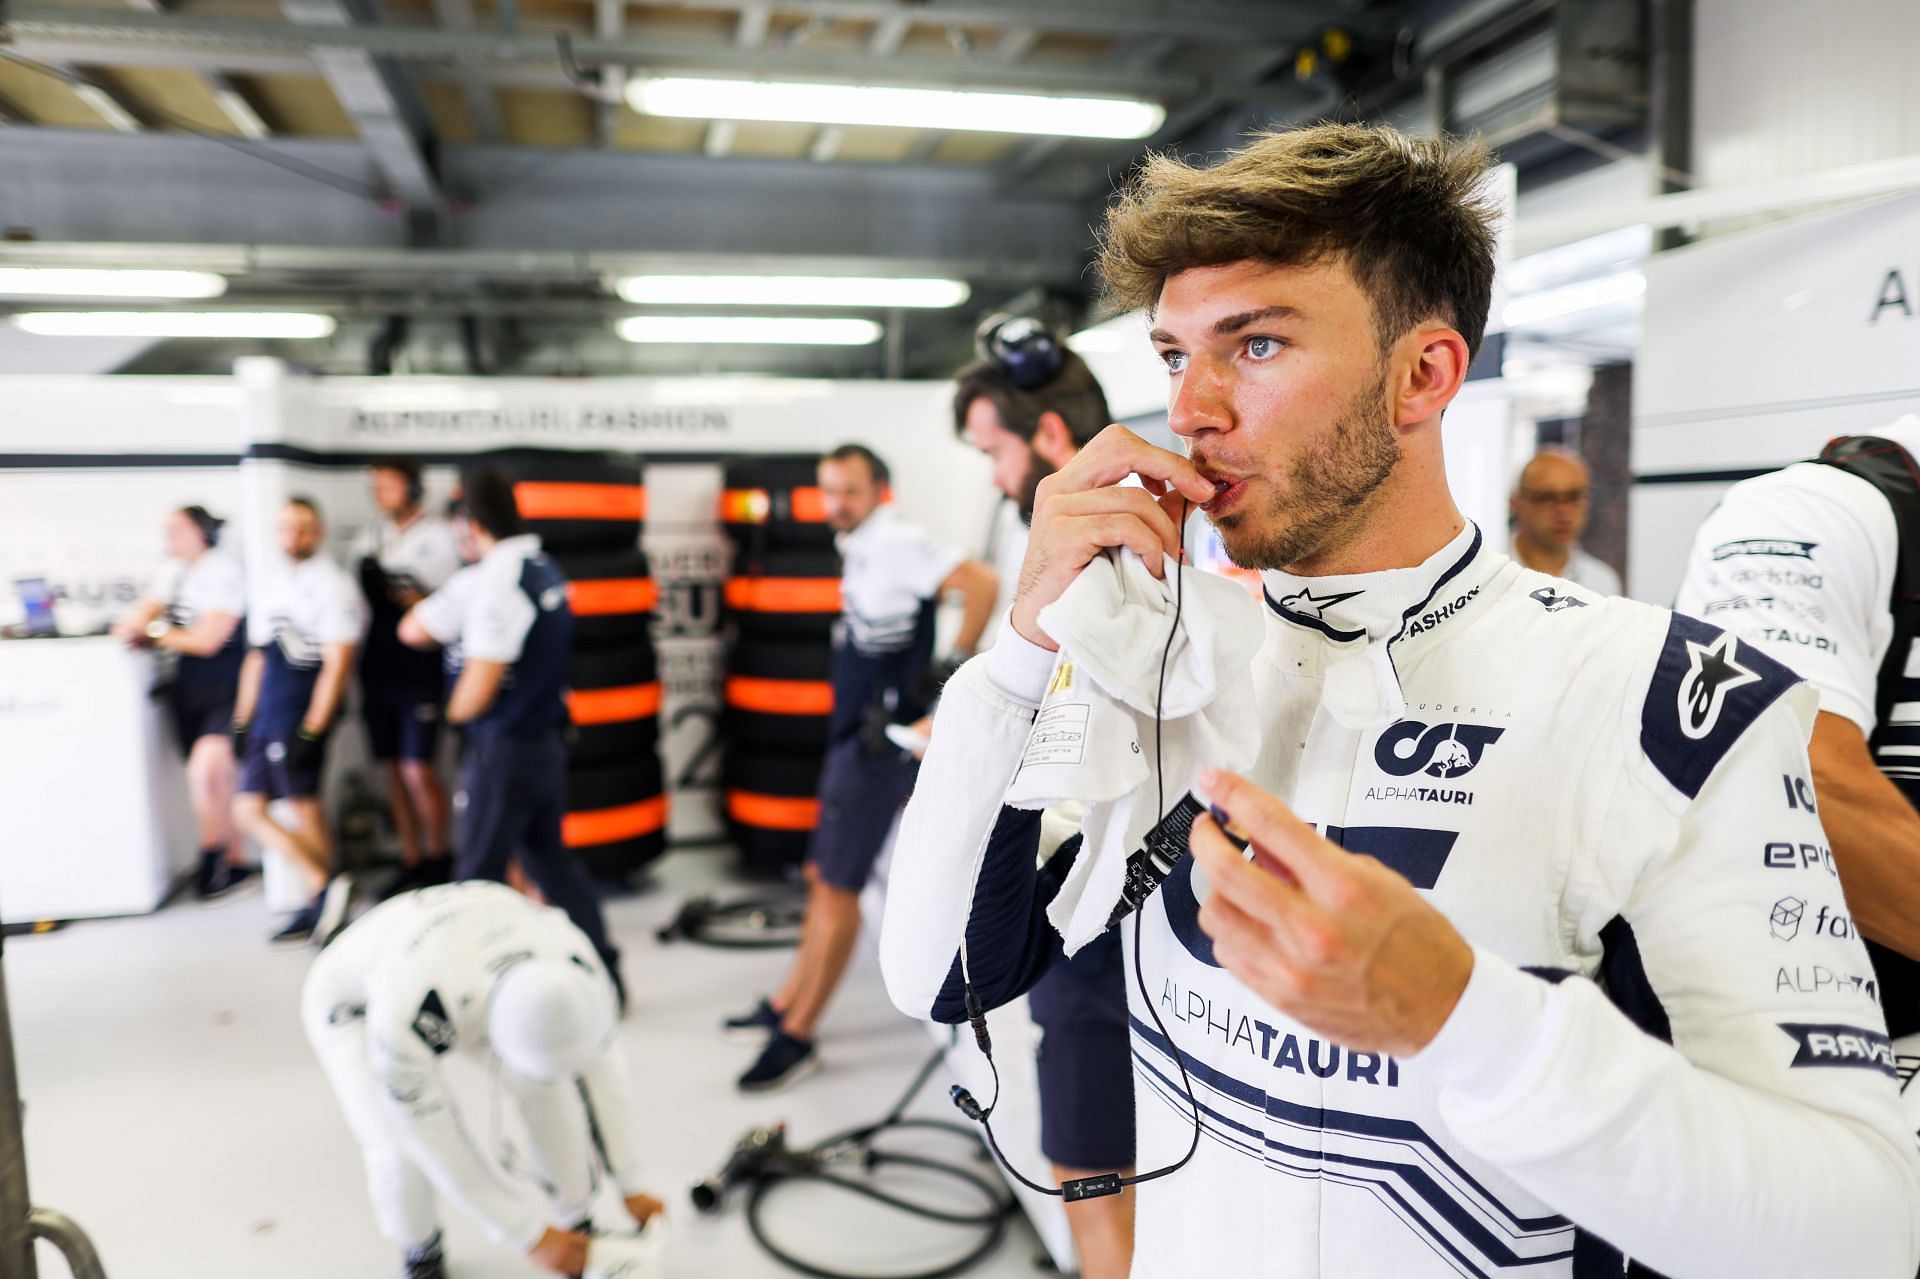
1509, 447, 1622, 595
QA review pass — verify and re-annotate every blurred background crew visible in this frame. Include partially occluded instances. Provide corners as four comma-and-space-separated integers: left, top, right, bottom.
304, 881, 664, 1279
726, 444, 997, 1092
1508, 447, 1622, 595
399, 468, 622, 1004
1676, 415, 1920, 1052
353, 456, 462, 900
112, 505, 252, 901
953, 331, 1138, 1279
232, 496, 367, 947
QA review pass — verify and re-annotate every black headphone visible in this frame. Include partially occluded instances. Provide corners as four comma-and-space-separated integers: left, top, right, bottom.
374, 458, 426, 506
181, 505, 223, 548
975, 314, 1066, 391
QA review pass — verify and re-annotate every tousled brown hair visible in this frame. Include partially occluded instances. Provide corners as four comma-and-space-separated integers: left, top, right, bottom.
951, 350, 1111, 450
1096, 123, 1500, 357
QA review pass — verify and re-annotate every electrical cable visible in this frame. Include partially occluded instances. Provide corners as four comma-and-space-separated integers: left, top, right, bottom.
701, 1038, 1017, 1279
655, 892, 805, 949
951, 498, 1203, 1201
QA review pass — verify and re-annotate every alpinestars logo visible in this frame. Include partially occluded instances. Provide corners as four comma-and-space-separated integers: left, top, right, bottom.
1529, 587, 1588, 613
1375, 720, 1505, 779
1279, 587, 1362, 619
1679, 632, 1762, 740
411, 989, 456, 1055
1712, 539, 1817, 561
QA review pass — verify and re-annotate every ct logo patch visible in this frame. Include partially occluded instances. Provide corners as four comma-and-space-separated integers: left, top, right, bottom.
1374, 721, 1505, 779
1679, 632, 1762, 740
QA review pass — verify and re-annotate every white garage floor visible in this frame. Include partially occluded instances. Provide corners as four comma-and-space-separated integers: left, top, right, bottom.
9, 851, 1048, 1279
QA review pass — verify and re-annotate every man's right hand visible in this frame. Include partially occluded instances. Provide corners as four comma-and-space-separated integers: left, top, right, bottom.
527, 1227, 591, 1274
1010, 424, 1215, 651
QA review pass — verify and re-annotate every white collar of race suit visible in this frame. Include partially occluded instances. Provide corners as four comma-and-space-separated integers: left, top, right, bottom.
1256, 522, 1502, 728
835, 503, 897, 554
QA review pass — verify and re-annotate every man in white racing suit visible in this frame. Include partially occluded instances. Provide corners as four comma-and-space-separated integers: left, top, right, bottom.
879, 123, 1920, 1278
304, 882, 664, 1277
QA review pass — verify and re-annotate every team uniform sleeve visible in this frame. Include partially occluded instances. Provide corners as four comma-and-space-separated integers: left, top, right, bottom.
318, 562, 370, 646
187, 552, 248, 620
459, 570, 536, 664
879, 643, 1061, 1020
888, 522, 967, 601
1674, 471, 1894, 736
364, 993, 548, 1253
1412, 619, 1920, 1278
411, 568, 472, 647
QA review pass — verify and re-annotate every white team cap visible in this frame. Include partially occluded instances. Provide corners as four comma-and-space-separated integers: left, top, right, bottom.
488, 957, 616, 1082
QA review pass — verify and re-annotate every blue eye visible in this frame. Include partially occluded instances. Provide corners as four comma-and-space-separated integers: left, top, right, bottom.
1161, 350, 1188, 374
1246, 337, 1281, 361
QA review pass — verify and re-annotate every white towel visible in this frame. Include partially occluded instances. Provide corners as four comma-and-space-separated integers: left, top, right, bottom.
1004, 550, 1262, 954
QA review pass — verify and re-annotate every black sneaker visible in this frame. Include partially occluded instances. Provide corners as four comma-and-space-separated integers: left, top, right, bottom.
722, 997, 781, 1043
402, 1231, 444, 1279
202, 862, 258, 905
737, 1029, 818, 1093
271, 900, 323, 946
313, 874, 354, 949
192, 850, 224, 901
379, 861, 425, 902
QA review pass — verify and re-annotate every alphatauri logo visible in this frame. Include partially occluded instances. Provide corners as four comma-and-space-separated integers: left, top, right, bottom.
1679, 632, 1762, 740
1374, 720, 1505, 780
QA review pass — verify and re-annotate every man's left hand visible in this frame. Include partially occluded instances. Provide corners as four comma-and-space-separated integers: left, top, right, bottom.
1189, 768, 1475, 1058
623, 1193, 666, 1227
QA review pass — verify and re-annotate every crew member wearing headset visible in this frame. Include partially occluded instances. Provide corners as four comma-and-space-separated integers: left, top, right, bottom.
114, 505, 252, 901
232, 495, 367, 947
399, 467, 623, 1004
354, 456, 463, 899
951, 317, 1139, 1279
305, 880, 665, 1279
725, 444, 998, 1092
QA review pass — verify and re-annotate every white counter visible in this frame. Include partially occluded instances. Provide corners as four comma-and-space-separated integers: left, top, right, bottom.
0, 637, 192, 922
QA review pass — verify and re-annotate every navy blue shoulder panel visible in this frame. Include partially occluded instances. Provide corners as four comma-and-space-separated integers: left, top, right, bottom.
1640, 611, 1801, 800
925, 812, 1071, 1023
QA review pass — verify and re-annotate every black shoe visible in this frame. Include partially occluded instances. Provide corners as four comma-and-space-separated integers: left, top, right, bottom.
737, 1029, 818, 1093
192, 850, 224, 900
402, 1231, 444, 1279
723, 997, 781, 1043
313, 874, 354, 949
271, 900, 323, 946
379, 861, 425, 902
202, 862, 258, 905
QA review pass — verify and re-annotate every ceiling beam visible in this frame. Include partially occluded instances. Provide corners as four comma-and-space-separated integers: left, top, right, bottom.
7, 8, 1245, 98
69, 70, 143, 132
594, 0, 624, 146
277, 0, 442, 215
989, 27, 1039, 64
645, 0, 1352, 45
703, 119, 736, 157
121, 0, 273, 137
808, 124, 845, 162
427, 0, 503, 141
735, 4, 771, 49
866, 14, 911, 58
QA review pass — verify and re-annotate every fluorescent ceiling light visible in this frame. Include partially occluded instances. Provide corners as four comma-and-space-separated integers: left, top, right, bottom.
10, 312, 337, 339
618, 315, 883, 346
617, 275, 970, 309
1501, 271, 1646, 328
626, 76, 1166, 140
0, 268, 228, 300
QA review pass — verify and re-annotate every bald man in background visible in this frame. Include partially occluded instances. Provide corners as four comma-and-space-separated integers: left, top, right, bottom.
1509, 447, 1622, 595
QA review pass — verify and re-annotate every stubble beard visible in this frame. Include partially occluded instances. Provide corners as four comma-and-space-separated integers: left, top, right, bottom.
1212, 369, 1400, 571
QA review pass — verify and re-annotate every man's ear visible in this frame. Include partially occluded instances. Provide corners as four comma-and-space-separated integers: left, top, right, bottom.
1033, 412, 1078, 469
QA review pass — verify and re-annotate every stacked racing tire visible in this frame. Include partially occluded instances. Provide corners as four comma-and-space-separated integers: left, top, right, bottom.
720, 456, 841, 876
486, 448, 669, 883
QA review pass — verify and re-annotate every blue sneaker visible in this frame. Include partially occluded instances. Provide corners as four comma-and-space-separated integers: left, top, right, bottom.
402, 1231, 444, 1279
722, 997, 781, 1042
270, 899, 323, 946
737, 1029, 818, 1093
